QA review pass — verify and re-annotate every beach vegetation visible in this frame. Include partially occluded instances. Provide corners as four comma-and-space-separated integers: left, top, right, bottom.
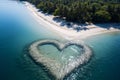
20, 0, 120, 23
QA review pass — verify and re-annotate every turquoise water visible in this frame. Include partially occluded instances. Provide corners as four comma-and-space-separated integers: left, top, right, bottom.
83, 32, 120, 80
65, 32, 120, 80
39, 45, 83, 64
0, 0, 120, 80
0, 0, 62, 80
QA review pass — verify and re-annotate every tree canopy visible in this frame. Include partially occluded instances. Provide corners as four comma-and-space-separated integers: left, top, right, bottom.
20, 0, 120, 23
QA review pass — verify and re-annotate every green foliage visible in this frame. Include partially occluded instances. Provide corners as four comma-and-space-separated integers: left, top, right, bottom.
94, 10, 111, 22
20, 0, 120, 23
53, 8, 60, 16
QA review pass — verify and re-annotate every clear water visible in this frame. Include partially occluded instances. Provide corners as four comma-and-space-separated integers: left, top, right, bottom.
39, 45, 83, 64
0, 0, 62, 80
83, 32, 120, 80
0, 0, 120, 80
64, 32, 120, 80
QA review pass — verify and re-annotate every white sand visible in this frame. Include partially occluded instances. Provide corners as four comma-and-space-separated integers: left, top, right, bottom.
24, 2, 120, 40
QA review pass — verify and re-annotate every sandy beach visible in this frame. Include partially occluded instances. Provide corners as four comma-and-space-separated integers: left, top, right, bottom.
24, 2, 120, 40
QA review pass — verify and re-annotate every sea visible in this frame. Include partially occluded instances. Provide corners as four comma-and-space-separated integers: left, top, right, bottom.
0, 0, 120, 80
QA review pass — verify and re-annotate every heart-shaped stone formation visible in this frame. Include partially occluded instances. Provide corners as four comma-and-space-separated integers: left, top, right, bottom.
28, 39, 92, 79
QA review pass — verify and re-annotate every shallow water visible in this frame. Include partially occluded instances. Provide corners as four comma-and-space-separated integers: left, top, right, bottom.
0, 0, 120, 80
39, 44, 83, 64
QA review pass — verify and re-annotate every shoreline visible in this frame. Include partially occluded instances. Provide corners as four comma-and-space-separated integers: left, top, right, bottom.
23, 1, 120, 79
24, 2, 120, 40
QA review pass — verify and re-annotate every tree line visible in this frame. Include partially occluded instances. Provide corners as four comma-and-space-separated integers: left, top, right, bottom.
20, 0, 120, 23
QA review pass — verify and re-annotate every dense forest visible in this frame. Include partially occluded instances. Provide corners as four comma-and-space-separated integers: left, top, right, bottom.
20, 0, 120, 23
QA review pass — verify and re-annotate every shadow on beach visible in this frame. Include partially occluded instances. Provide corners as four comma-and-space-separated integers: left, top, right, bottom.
54, 17, 120, 31
38, 9, 120, 32
27, 2, 120, 32
95, 23, 120, 29
53, 17, 89, 32
53, 17, 120, 32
